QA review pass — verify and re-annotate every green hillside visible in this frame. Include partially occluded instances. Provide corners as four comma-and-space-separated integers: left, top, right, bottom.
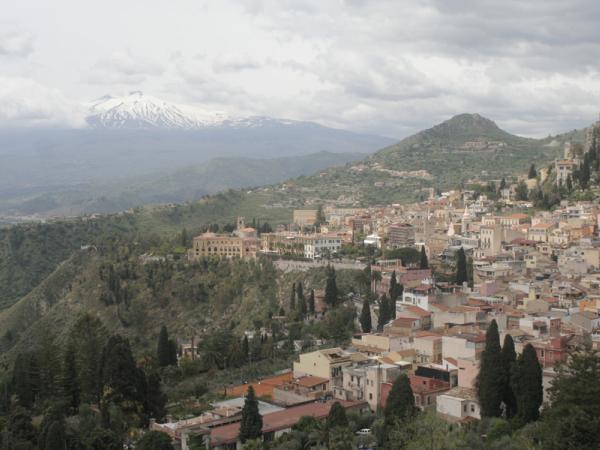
284, 113, 572, 206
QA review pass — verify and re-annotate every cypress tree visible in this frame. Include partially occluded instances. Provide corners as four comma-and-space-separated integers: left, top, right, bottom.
580, 153, 591, 189
501, 334, 517, 418
12, 352, 36, 408
61, 345, 80, 413
239, 386, 262, 443
326, 401, 349, 429
384, 374, 416, 431
168, 339, 178, 366
157, 326, 171, 367
324, 266, 338, 307
290, 283, 296, 311
455, 247, 468, 285
145, 372, 167, 422
360, 298, 372, 333
308, 289, 315, 314
512, 343, 543, 423
528, 163, 537, 179
296, 282, 304, 302
298, 294, 307, 317
419, 246, 429, 269
389, 271, 398, 301
377, 294, 390, 331
499, 177, 506, 190
477, 320, 504, 417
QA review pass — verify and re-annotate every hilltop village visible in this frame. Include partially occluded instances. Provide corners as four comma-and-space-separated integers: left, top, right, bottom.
136, 135, 600, 448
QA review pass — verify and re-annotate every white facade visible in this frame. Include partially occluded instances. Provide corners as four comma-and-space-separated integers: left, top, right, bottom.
304, 236, 342, 259
436, 388, 481, 421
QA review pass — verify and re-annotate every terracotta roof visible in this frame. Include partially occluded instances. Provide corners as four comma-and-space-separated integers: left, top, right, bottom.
210, 400, 367, 446
225, 372, 293, 398
405, 305, 432, 317
295, 376, 329, 388
391, 317, 419, 326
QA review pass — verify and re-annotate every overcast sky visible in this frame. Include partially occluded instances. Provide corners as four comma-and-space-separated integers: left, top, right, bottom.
2, 0, 600, 138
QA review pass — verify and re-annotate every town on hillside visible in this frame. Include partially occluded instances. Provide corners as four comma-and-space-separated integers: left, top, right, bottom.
129, 126, 600, 449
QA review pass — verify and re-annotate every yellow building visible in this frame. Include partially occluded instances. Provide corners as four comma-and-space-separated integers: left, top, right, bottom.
293, 209, 318, 227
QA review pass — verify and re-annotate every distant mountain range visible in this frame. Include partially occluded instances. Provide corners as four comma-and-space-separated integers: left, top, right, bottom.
0, 92, 394, 218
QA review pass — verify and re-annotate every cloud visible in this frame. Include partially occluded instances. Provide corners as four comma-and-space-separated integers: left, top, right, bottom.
0, 77, 85, 128
4, 0, 600, 136
0, 30, 33, 57
87, 50, 164, 85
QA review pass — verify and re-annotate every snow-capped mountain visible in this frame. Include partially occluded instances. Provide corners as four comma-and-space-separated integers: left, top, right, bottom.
86, 91, 296, 130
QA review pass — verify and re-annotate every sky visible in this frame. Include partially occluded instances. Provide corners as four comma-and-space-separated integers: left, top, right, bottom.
2, 0, 600, 138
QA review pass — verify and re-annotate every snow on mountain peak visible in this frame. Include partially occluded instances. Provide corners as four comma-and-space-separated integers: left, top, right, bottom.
86, 92, 231, 129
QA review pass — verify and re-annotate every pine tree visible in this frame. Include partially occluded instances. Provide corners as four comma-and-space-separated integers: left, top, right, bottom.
501, 334, 517, 418
326, 402, 349, 429
477, 320, 504, 417
239, 386, 263, 443
43, 421, 66, 450
359, 298, 372, 333
61, 345, 80, 413
137, 431, 174, 450
511, 343, 542, 423
308, 289, 315, 314
70, 314, 107, 404
528, 163, 537, 179
99, 335, 144, 427
384, 374, 416, 431
157, 326, 171, 367
324, 266, 338, 307
455, 247, 468, 285
290, 283, 296, 311
542, 340, 600, 450
12, 352, 36, 408
419, 246, 429, 269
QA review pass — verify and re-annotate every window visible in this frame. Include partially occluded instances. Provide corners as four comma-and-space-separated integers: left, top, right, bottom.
471, 404, 475, 413
463, 405, 467, 412
369, 393, 373, 400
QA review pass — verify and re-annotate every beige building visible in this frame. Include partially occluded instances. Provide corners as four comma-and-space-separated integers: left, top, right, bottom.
293, 348, 354, 381
189, 233, 258, 260
479, 225, 503, 257
413, 335, 443, 363
387, 223, 416, 248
